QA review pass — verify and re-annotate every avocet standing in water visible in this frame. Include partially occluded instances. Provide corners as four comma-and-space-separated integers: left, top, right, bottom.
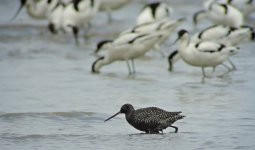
191, 25, 255, 45
193, 2, 244, 28
48, 0, 100, 45
93, 18, 185, 56
13, 0, 60, 20
91, 32, 163, 75
136, 1, 172, 25
98, 0, 131, 23
172, 29, 239, 78
168, 25, 254, 71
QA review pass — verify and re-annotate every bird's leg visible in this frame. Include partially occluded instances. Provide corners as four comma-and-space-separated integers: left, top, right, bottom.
227, 58, 237, 71
161, 130, 164, 134
170, 125, 178, 133
217, 63, 233, 78
202, 67, 206, 77
131, 58, 136, 74
202, 67, 210, 78
217, 68, 232, 78
211, 66, 216, 74
106, 8, 113, 24
126, 60, 132, 76
72, 26, 79, 46
202, 67, 212, 78
83, 23, 91, 40
221, 63, 232, 72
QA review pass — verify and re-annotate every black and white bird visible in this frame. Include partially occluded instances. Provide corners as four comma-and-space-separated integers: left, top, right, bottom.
193, 1, 244, 28
119, 18, 185, 56
191, 25, 255, 45
211, 0, 255, 17
171, 29, 239, 78
168, 25, 254, 71
136, 1, 172, 25
48, 0, 100, 45
91, 32, 163, 75
105, 103, 185, 134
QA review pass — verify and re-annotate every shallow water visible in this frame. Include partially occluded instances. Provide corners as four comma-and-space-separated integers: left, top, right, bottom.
1, 0, 255, 150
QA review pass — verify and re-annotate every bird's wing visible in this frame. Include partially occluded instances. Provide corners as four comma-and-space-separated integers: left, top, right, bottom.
112, 33, 149, 45
156, 114, 185, 130
134, 107, 182, 128
195, 42, 224, 53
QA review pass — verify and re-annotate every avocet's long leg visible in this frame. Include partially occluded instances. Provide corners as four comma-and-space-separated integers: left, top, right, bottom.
217, 69, 232, 78
131, 58, 136, 74
227, 58, 236, 70
202, 67, 207, 78
106, 8, 113, 24
221, 63, 232, 72
126, 60, 132, 75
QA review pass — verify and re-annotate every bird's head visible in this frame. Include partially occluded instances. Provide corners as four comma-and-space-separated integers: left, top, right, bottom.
95, 40, 112, 54
104, 104, 134, 122
91, 56, 104, 73
170, 29, 189, 47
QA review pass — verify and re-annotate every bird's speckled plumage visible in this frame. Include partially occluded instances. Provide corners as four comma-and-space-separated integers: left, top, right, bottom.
105, 104, 185, 134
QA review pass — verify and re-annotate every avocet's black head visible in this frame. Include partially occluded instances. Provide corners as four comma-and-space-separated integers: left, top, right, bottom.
169, 29, 188, 46
95, 40, 112, 53
91, 56, 104, 73
104, 104, 134, 122
12, 0, 27, 20
178, 29, 188, 38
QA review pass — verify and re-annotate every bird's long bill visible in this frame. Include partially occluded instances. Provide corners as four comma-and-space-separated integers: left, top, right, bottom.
104, 111, 121, 122
12, 1, 25, 20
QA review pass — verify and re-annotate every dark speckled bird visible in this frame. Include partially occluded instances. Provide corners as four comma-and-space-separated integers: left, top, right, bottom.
104, 104, 185, 134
